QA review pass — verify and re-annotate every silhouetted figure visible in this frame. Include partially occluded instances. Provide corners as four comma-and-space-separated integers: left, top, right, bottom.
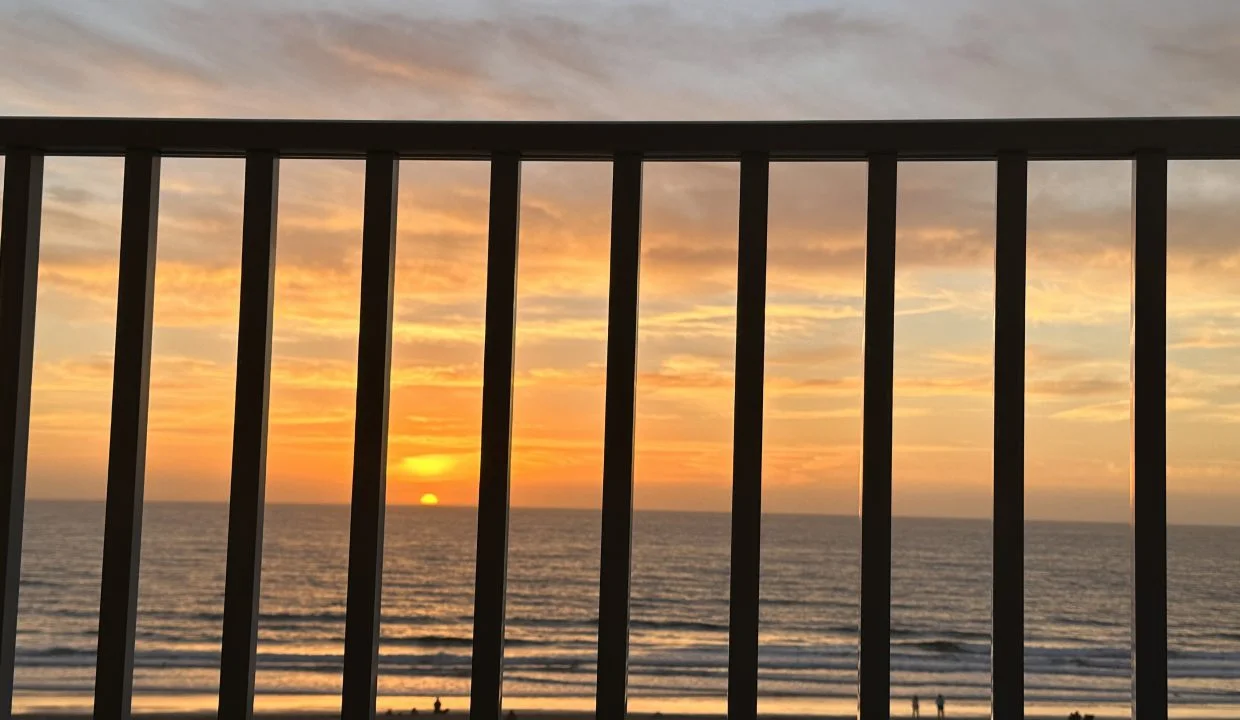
935, 694, 945, 719
411, 709, 419, 716
1069, 713, 1081, 720
912, 695, 920, 718
434, 697, 449, 715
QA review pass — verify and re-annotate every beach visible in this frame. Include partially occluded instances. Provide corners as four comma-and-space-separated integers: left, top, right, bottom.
20, 696, 1240, 720
11, 709, 981, 719
0, 715, 1101, 720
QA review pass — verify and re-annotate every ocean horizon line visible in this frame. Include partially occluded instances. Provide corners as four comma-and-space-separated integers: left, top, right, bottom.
18, 498, 1240, 529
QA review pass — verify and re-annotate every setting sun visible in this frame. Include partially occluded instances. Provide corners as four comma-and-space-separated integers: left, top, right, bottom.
419, 493, 440, 506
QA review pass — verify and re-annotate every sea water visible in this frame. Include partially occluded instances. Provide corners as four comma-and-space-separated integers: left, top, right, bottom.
11, 502, 1240, 715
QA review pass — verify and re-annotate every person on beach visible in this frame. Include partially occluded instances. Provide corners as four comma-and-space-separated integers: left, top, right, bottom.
434, 697, 449, 714
912, 695, 920, 718
935, 694, 945, 719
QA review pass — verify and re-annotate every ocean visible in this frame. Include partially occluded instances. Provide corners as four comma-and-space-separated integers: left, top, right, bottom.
11, 501, 1240, 716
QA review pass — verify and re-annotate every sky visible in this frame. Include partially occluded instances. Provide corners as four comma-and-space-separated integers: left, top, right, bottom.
3, 1, 1240, 524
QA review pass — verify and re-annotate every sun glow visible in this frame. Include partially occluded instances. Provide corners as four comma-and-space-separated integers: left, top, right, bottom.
419, 493, 440, 506
400, 454, 456, 477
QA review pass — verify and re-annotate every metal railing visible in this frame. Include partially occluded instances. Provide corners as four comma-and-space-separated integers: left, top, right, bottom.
2, 116, 1230, 720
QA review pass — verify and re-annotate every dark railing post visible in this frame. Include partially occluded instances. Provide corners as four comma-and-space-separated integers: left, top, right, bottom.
0, 149, 44, 716
341, 152, 400, 720
859, 153, 896, 720
728, 152, 769, 720
1131, 150, 1167, 720
94, 149, 160, 720
992, 152, 1027, 720
595, 153, 643, 720
218, 151, 280, 720
469, 153, 521, 720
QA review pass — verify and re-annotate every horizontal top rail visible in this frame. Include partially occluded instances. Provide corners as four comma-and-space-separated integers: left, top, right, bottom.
3, 116, 1240, 160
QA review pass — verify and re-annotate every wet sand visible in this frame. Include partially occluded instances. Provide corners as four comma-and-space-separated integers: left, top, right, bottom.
10, 713, 1144, 720
9, 708, 1116, 713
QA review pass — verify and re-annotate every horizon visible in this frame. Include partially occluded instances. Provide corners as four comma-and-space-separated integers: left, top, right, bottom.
4, 1, 1240, 526
24, 497, 1240, 529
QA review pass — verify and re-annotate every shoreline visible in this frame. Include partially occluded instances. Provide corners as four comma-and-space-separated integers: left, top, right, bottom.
13, 692, 1240, 720
13, 714, 1240, 720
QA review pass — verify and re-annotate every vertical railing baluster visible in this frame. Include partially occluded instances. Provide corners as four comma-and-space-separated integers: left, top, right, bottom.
1131, 150, 1167, 720
469, 153, 521, 720
595, 153, 643, 720
0, 149, 45, 716
728, 152, 769, 720
94, 149, 161, 720
859, 153, 896, 720
992, 152, 1027, 720
341, 152, 400, 720
218, 151, 280, 720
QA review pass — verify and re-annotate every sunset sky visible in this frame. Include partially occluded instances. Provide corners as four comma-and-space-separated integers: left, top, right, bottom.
3, 1, 1240, 524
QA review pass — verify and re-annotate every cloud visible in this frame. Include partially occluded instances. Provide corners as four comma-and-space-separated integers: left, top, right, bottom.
6, 0, 1240, 120
1028, 378, 1126, 399
1173, 324, 1240, 350
1052, 401, 1128, 423
11, 0, 1240, 519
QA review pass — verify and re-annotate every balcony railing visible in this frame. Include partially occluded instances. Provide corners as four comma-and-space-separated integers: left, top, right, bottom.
3, 116, 1235, 720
